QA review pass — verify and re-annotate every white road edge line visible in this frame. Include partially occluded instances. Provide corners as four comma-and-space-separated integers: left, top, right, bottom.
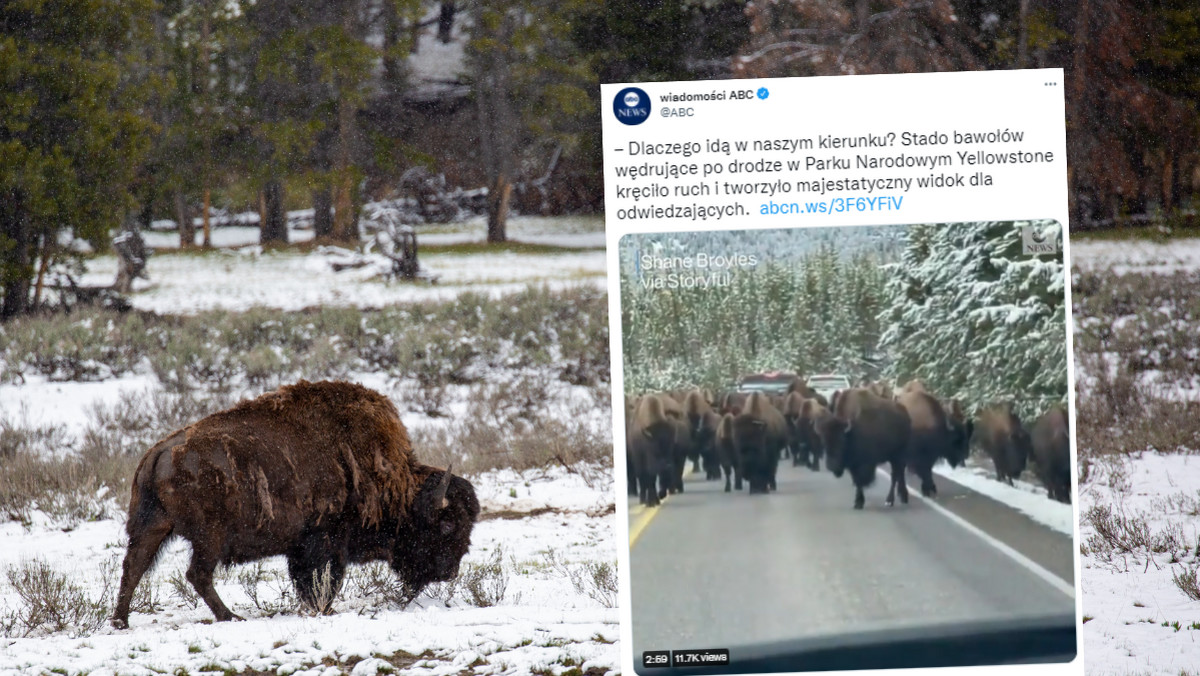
878, 468, 1076, 599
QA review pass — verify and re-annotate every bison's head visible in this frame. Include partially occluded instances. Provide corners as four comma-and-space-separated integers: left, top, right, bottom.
393, 465, 480, 595
945, 417, 972, 469
817, 416, 849, 477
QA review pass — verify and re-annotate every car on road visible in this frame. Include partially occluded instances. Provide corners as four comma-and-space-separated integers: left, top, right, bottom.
735, 371, 800, 395
806, 373, 852, 402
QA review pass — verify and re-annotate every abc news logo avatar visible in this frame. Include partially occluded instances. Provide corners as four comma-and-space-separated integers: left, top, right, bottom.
614, 87, 651, 126
1021, 225, 1060, 255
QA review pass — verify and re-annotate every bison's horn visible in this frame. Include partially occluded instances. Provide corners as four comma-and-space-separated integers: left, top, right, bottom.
433, 463, 452, 510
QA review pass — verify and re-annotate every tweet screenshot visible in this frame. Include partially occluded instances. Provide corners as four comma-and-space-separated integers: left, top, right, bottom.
602, 70, 1078, 676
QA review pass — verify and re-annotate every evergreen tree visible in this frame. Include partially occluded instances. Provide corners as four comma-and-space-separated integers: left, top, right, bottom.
0, 0, 155, 318
879, 221, 1067, 419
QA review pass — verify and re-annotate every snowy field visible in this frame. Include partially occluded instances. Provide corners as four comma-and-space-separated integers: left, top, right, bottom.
0, 216, 619, 675
1073, 235, 1200, 675
1071, 237, 1200, 275
136, 215, 605, 252
69, 214, 606, 315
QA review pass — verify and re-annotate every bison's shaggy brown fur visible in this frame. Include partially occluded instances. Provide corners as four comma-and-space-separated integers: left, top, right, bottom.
111, 380, 479, 629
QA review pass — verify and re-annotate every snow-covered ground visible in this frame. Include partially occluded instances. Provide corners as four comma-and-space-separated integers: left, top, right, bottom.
71, 214, 606, 314
0, 371, 619, 676
78, 246, 605, 314
0, 462, 618, 676
1072, 235, 1200, 674
1071, 237, 1200, 275
1, 216, 619, 674
1077, 451, 1200, 676
138, 215, 605, 251
934, 461, 1074, 536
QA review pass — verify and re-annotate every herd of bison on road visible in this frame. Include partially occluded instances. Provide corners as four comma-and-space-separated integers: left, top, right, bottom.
625, 378, 1071, 511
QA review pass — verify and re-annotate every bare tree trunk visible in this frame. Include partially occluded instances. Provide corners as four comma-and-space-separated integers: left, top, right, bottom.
313, 186, 333, 239
332, 95, 356, 242
1, 193, 32, 319
1068, 0, 1090, 226
1017, 0, 1030, 68
438, 2, 456, 43
261, 179, 288, 244
382, 0, 405, 86
487, 173, 511, 243
475, 6, 517, 244
201, 7, 213, 249
176, 191, 195, 249
202, 187, 212, 248
32, 233, 51, 310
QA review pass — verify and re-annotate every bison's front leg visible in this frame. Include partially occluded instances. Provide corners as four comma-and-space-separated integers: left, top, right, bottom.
188, 547, 243, 622
288, 535, 347, 614
853, 484, 866, 510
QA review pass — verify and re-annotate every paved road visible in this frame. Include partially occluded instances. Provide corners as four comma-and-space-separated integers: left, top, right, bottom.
627, 459, 1075, 657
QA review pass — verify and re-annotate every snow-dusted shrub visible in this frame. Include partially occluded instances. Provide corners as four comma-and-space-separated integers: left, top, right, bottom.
567, 561, 618, 608
235, 561, 296, 617
0, 442, 130, 529
1, 559, 110, 638
461, 546, 508, 608
0, 309, 152, 383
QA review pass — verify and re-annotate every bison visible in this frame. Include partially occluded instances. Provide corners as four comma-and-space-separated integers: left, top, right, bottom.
684, 389, 721, 479
975, 402, 1032, 486
781, 392, 823, 470
1031, 404, 1071, 503
715, 412, 743, 492
629, 393, 687, 506
717, 391, 748, 416
816, 388, 912, 510
945, 399, 974, 467
896, 390, 961, 498
112, 380, 479, 629
730, 391, 787, 494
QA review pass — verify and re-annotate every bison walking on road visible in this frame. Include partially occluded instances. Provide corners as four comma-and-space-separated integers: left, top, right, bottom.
112, 380, 479, 629
715, 412, 742, 492
817, 388, 912, 510
731, 392, 787, 494
629, 393, 686, 506
896, 390, 960, 498
1031, 404, 1071, 503
975, 403, 1032, 486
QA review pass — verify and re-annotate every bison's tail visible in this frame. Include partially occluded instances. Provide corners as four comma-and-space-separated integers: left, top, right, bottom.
127, 448, 176, 549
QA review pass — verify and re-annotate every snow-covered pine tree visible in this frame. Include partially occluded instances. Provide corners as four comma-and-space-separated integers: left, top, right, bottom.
878, 221, 1067, 420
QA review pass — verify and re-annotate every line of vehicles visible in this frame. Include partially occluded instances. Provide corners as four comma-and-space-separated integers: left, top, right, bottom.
624, 371, 1071, 510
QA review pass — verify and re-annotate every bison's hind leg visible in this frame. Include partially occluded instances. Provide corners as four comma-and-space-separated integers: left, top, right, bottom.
112, 510, 174, 629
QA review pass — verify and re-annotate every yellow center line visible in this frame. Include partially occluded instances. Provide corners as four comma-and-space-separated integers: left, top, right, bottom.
628, 499, 664, 547
628, 466, 703, 547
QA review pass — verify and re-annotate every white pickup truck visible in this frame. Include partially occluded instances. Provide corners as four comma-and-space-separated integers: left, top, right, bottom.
805, 373, 853, 402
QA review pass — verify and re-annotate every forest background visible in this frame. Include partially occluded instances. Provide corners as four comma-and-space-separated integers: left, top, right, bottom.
1, 0, 1196, 318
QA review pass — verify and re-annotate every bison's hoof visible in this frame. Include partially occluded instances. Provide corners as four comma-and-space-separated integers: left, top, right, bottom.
853, 502, 864, 510
111, 617, 128, 630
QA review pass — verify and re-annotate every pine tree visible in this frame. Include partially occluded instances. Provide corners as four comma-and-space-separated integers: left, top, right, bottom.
0, 1, 155, 318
